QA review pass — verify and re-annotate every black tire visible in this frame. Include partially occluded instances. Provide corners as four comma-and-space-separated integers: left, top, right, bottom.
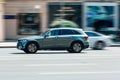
69, 42, 83, 53
93, 41, 105, 50
23, 49, 29, 53
24, 42, 38, 53
67, 49, 73, 53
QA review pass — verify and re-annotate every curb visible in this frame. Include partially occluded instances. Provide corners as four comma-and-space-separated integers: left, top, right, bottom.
110, 45, 120, 47
0, 46, 16, 48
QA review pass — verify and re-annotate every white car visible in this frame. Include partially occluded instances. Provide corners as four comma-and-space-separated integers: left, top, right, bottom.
85, 31, 112, 50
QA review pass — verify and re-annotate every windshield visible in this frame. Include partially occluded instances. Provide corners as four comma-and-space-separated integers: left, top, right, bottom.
41, 30, 50, 36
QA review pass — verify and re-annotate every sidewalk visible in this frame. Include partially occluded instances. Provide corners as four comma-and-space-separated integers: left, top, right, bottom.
0, 41, 120, 48
0, 42, 17, 48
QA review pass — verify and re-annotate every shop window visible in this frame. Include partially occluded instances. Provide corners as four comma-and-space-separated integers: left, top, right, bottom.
48, 2, 82, 28
85, 2, 117, 31
118, 4, 120, 29
17, 13, 40, 35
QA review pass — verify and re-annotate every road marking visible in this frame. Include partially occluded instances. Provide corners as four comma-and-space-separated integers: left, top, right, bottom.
25, 63, 97, 66
0, 55, 120, 61
0, 54, 120, 57
0, 57, 120, 60
38, 71, 120, 75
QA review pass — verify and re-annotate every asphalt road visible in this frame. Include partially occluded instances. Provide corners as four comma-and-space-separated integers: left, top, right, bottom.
0, 47, 120, 80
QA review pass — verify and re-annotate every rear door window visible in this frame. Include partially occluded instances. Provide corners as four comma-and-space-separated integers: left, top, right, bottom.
72, 30, 82, 35
61, 29, 74, 35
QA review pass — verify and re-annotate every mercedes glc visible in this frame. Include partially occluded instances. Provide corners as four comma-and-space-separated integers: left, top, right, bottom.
17, 28, 89, 53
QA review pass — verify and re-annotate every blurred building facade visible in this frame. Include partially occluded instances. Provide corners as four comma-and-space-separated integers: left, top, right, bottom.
0, 0, 120, 41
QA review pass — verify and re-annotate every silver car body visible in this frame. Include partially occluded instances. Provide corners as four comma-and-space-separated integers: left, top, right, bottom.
85, 31, 112, 49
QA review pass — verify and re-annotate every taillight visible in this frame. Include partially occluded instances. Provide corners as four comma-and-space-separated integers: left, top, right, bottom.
107, 36, 112, 40
84, 36, 88, 40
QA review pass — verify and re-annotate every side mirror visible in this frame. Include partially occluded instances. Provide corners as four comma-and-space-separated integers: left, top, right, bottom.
44, 34, 49, 38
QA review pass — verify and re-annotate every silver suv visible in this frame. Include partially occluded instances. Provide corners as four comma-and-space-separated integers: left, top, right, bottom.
17, 28, 89, 53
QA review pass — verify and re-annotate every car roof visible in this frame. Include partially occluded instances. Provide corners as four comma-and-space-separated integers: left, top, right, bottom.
50, 28, 83, 31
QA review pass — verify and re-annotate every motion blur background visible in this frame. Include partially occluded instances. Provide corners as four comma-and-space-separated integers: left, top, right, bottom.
0, 0, 120, 41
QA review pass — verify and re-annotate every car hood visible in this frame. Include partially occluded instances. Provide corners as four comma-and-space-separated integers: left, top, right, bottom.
20, 36, 43, 40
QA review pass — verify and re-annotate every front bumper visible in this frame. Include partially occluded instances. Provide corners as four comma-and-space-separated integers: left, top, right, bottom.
17, 42, 24, 50
17, 40, 27, 50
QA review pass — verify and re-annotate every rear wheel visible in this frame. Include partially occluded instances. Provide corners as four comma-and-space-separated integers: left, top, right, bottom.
93, 41, 105, 50
24, 42, 38, 53
68, 42, 83, 53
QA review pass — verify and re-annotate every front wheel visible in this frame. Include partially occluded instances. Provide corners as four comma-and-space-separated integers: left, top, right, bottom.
67, 49, 73, 53
69, 42, 83, 53
24, 42, 38, 53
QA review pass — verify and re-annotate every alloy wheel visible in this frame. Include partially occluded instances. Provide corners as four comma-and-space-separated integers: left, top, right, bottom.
27, 43, 37, 53
71, 42, 82, 53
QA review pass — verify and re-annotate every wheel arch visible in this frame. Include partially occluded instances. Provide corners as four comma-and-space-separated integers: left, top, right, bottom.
70, 40, 84, 49
95, 40, 106, 46
25, 41, 40, 49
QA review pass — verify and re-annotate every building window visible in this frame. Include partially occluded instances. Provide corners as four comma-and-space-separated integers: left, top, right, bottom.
17, 13, 40, 35
118, 4, 120, 29
84, 2, 117, 31
48, 2, 82, 28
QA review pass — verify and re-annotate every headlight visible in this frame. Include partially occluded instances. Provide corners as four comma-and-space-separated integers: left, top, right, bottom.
21, 39, 28, 43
